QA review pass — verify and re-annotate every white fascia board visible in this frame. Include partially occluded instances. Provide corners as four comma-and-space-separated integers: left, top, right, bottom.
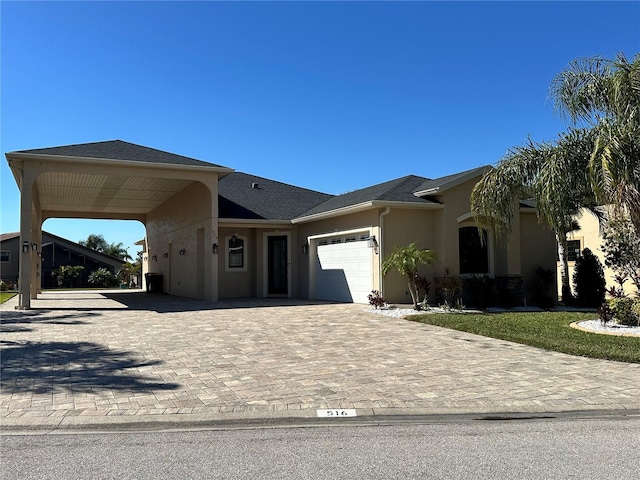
218, 219, 293, 228
308, 226, 374, 241
291, 202, 376, 224
292, 200, 441, 224
7, 152, 235, 176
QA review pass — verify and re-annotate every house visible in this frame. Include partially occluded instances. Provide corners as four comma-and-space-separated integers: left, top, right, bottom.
0, 231, 125, 289
6, 140, 557, 309
557, 208, 639, 298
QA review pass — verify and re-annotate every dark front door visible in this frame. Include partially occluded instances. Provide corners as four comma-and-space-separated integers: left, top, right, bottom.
268, 235, 288, 295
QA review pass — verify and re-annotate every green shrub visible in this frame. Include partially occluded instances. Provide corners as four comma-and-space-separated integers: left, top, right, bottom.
463, 275, 497, 310
608, 298, 640, 327
532, 267, 555, 309
88, 268, 119, 288
573, 248, 606, 308
0, 280, 6, 292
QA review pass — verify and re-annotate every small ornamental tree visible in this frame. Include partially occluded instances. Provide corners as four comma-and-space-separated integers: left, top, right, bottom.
51, 265, 84, 288
381, 243, 437, 310
573, 248, 606, 308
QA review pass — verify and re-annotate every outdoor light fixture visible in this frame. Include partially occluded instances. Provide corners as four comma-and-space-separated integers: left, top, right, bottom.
231, 234, 237, 242
179, 249, 186, 256
22, 241, 29, 253
143, 256, 148, 261
31, 243, 38, 251
367, 235, 379, 254
212, 243, 219, 254
152, 255, 157, 262
302, 244, 309, 254
163, 252, 168, 258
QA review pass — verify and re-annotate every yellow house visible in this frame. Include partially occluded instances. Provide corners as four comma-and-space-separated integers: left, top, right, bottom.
6, 140, 557, 309
557, 208, 639, 298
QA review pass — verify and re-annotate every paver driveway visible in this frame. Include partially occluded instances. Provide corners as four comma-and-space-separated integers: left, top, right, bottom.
1, 290, 639, 426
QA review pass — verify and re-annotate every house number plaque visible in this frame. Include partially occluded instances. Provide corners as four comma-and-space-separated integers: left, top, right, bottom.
316, 409, 357, 417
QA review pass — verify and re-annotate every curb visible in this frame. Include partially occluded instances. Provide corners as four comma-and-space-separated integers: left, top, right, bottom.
3, 405, 639, 434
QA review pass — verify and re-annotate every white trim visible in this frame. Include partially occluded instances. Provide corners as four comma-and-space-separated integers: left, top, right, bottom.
7, 152, 235, 175
456, 212, 475, 224
219, 219, 292, 228
292, 201, 441, 224
308, 226, 374, 241
262, 232, 291, 298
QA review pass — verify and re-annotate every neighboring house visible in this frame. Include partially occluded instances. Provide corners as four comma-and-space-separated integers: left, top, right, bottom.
0, 231, 125, 289
6, 140, 557, 308
557, 208, 639, 298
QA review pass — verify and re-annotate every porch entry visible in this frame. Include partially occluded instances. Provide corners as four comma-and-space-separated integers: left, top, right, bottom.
265, 233, 290, 296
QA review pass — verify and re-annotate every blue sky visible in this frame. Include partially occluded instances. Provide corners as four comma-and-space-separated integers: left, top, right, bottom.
1, 1, 638, 257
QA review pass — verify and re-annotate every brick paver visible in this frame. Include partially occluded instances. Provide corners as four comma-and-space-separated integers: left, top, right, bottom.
1, 290, 639, 425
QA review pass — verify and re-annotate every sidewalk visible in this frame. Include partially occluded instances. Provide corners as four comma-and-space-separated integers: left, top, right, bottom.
1, 291, 639, 431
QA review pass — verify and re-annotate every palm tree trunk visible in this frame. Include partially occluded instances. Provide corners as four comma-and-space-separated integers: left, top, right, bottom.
557, 234, 573, 303
406, 277, 419, 309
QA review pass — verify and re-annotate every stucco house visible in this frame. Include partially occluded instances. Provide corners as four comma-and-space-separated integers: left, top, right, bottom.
557, 208, 639, 298
6, 140, 557, 309
0, 231, 125, 289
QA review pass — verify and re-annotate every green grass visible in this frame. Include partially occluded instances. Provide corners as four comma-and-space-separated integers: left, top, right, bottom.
0, 292, 17, 304
406, 311, 640, 363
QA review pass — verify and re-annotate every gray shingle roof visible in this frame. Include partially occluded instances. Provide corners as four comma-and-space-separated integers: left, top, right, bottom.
13, 140, 227, 168
298, 175, 441, 218
413, 166, 489, 194
218, 172, 333, 220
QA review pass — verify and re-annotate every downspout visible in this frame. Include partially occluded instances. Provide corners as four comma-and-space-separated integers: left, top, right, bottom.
378, 207, 391, 296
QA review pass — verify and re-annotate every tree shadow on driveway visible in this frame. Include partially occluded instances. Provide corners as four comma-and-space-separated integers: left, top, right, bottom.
0, 340, 180, 395
0, 310, 96, 333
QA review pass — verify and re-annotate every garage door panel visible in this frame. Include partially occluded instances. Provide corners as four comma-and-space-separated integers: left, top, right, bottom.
316, 242, 373, 304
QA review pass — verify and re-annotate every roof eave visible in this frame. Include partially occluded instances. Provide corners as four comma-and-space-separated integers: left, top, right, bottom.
413, 166, 491, 198
6, 152, 235, 175
292, 200, 442, 224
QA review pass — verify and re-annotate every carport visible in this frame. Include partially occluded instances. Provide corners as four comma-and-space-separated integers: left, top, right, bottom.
5, 140, 233, 309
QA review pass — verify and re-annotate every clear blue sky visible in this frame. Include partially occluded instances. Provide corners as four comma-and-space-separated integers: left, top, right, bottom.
1, 1, 638, 257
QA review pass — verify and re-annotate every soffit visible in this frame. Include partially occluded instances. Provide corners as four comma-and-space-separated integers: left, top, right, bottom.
36, 171, 192, 215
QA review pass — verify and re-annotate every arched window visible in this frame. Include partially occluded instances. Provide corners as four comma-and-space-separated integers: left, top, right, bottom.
459, 226, 488, 274
225, 235, 247, 272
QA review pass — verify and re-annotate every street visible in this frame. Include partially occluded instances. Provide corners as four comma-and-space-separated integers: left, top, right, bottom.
2, 416, 638, 479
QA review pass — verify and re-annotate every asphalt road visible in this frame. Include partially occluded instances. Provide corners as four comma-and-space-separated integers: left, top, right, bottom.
2, 416, 639, 479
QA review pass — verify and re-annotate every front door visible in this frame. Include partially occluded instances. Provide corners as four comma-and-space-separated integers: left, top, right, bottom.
267, 235, 288, 295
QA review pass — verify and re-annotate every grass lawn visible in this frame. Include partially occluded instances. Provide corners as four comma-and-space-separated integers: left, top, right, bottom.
0, 292, 17, 304
406, 311, 640, 363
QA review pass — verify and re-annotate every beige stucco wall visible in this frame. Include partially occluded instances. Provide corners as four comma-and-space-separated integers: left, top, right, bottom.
519, 211, 557, 303
145, 180, 218, 300
557, 209, 638, 298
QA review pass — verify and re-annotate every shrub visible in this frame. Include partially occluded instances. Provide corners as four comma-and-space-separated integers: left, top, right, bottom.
88, 268, 119, 288
597, 302, 614, 325
463, 275, 497, 310
531, 267, 555, 309
367, 290, 386, 309
608, 298, 640, 327
573, 248, 606, 308
436, 274, 462, 310
414, 274, 431, 307
0, 280, 6, 292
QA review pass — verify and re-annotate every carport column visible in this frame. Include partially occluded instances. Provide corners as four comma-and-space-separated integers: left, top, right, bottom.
17, 168, 37, 309
204, 176, 219, 302
31, 211, 43, 297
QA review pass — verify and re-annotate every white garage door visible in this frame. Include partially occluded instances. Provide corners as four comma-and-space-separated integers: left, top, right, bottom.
316, 237, 373, 304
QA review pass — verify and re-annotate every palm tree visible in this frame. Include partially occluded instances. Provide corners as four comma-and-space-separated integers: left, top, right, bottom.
471, 129, 597, 302
550, 53, 640, 235
381, 242, 437, 310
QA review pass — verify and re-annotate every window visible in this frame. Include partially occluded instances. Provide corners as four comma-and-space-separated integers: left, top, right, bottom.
0, 251, 10, 262
566, 240, 581, 262
459, 226, 489, 274
226, 235, 247, 271
345, 236, 357, 243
